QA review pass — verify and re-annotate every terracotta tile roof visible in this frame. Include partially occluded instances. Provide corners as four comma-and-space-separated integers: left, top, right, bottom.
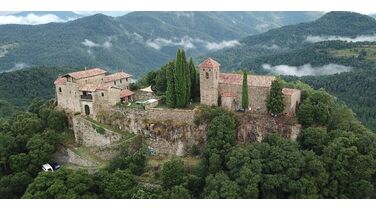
79, 84, 111, 92
120, 89, 134, 98
79, 84, 100, 92
66, 68, 107, 79
198, 58, 220, 69
54, 77, 67, 85
222, 92, 237, 97
104, 72, 132, 82
282, 88, 300, 96
219, 73, 276, 87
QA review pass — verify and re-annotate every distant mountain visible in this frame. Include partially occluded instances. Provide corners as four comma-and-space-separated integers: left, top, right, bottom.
209, 11, 376, 71
0, 11, 323, 77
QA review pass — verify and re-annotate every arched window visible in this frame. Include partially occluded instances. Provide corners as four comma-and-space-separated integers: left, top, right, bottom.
58, 87, 62, 92
101, 92, 104, 97
205, 72, 209, 79
114, 81, 116, 85
120, 79, 122, 83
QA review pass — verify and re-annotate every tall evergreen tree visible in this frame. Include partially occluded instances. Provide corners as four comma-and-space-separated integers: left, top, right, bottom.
241, 71, 249, 110
189, 58, 198, 99
266, 77, 285, 115
166, 61, 176, 108
182, 50, 190, 103
175, 49, 188, 108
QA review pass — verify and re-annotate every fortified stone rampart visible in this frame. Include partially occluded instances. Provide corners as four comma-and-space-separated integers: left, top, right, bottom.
72, 116, 122, 147
94, 106, 300, 156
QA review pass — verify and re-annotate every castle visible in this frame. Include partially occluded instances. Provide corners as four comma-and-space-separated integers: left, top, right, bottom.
55, 58, 301, 118
198, 58, 301, 115
54, 68, 134, 117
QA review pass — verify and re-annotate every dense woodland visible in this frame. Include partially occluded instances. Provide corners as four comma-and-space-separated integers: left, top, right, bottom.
1, 81, 376, 198
284, 68, 376, 132
0, 67, 74, 117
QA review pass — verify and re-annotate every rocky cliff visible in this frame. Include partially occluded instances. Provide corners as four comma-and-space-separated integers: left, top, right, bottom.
94, 106, 301, 156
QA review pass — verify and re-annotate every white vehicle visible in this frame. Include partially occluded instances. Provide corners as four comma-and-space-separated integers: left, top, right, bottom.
42, 164, 54, 172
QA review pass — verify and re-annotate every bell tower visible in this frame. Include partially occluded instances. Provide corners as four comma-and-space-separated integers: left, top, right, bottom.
199, 58, 220, 106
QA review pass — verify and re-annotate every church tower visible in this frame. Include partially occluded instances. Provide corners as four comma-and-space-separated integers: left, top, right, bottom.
199, 58, 220, 106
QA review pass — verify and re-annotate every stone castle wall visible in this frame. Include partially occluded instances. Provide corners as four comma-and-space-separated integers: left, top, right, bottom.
94, 106, 300, 156
96, 107, 203, 156
72, 116, 122, 147
147, 108, 196, 124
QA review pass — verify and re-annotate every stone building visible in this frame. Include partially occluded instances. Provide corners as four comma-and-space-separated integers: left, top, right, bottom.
54, 68, 134, 117
199, 58, 301, 115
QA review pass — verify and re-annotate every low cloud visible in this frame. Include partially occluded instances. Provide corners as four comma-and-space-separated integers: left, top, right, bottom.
146, 36, 239, 51
262, 63, 352, 76
81, 38, 112, 49
205, 40, 240, 51
5, 63, 28, 72
306, 35, 376, 43
0, 13, 66, 25
146, 36, 196, 50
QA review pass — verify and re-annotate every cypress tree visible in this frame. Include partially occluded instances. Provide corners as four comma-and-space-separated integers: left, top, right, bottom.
266, 77, 285, 116
189, 58, 198, 99
175, 49, 187, 107
241, 70, 249, 110
181, 50, 190, 103
166, 61, 176, 108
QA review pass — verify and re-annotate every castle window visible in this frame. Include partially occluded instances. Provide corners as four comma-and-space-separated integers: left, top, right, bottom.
126, 78, 128, 82
58, 87, 62, 92
127, 86, 129, 89
206, 72, 209, 79
114, 81, 116, 85
120, 79, 122, 83
101, 92, 104, 97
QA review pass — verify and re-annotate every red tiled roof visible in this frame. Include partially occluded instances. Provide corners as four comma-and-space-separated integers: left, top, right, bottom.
54, 77, 67, 85
120, 89, 134, 98
198, 58, 220, 69
79, 84, 111, 92
282, 88, 299, 96
104, 72, 132, 82
66, 68, 107, 79
219, 73, 276, 87
79, 84, 100, 92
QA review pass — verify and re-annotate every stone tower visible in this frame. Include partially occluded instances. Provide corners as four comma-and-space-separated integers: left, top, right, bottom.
199, 58, 220, 106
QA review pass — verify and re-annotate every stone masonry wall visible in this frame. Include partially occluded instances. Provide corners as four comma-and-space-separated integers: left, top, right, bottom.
95, 106, 301, 156
147, 108, 195, 124
96, 107, 204, 156
73, 116, 122, 147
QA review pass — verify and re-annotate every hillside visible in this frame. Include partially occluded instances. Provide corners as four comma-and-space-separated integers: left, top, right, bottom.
0, 12, 323, 77
243, 41, 376, 74
209, 11, 376, 71
0, 67, 74, 108
284, 68, 376, 132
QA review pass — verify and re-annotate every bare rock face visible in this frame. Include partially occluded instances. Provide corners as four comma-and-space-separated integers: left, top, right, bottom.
237, 113, 301, 143
94, 107, 300, 156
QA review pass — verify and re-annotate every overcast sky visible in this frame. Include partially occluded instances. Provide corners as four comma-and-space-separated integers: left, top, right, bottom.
0, 11, 374, 25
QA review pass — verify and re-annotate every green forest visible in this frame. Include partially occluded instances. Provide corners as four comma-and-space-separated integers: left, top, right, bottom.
1, 81, 376, 198
283, 68, 376, 132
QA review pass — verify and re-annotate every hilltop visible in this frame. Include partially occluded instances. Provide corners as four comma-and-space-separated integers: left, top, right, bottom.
209, 11, 376, 70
